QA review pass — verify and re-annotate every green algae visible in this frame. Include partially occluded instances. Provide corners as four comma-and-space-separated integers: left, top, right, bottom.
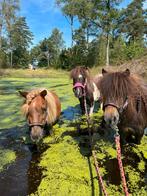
0, 70, 147, 195
34, 116, 147, 195
31, 121, 100, 196
0, 148, 16, 172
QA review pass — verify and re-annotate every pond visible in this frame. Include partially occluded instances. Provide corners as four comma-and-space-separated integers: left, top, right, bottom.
0, 74, 146, 195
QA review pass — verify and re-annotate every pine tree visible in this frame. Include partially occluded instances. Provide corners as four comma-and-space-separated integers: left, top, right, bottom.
10, 17, 33, 67
119, 0, 146, 43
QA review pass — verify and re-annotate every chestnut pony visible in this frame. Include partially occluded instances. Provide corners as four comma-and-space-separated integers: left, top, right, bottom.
19, 89, 61, 142
70, 66, 101, 115
99, 68, 147, 144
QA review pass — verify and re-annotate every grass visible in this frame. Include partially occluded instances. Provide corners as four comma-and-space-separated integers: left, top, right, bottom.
0, 68, 68, 78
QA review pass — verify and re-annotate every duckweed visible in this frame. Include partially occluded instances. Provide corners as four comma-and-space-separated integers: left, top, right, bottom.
0, 148, 16, 172
0, 71, 146, 195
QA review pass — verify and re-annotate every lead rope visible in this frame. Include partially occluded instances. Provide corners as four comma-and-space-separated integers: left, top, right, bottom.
83, 89, 108, 196
114, 126, 129, 196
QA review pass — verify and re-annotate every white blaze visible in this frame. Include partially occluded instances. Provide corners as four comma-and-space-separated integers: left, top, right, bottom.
78, 74, 83, 78
93, 82, 100, 101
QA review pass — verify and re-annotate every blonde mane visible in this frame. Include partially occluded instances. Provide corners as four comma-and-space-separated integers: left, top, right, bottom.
21, 89, 58, 125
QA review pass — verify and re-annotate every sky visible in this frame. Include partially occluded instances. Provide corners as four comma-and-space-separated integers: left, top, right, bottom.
20, 0, 146, 48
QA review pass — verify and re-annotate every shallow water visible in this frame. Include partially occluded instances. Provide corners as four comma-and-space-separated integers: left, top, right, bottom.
0, 127, 44, 196
0, 76, 146, 195
0, 102, 81, 196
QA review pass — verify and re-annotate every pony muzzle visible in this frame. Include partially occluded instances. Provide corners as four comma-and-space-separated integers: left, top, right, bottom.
30, 126, 44, 142
104, 106, 120, 127
73, 82, 85, 98
74, 87, 83, 98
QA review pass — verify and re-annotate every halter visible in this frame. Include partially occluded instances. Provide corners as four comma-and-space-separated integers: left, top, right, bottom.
28, 122, 46, 128
103, 97, 128, 114
73, 82, 86, 97
73, 82, 86, 90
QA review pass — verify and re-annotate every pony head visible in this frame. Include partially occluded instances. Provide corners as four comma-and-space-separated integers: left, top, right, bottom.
19, 89, 48, 142
100, 68, 131, 128
70, 66, 90, 98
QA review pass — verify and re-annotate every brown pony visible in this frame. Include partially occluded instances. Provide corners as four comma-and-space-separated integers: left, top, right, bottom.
19, 89, 61, 142
99, 68, 147, 144
70, 66, 101, 115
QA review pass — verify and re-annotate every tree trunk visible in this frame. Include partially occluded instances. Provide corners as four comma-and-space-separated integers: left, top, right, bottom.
65, 15, 74, 47
106, 0, 110, 67
0, 24, 2, 49
47, 55, 49, 68
106, 33, 109, 67
71, 16, 74, 48
10, 49, 13, 67
86, 26, 89, 50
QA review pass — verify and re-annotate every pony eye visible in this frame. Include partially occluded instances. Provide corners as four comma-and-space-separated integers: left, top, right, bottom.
42, 107, 46, 111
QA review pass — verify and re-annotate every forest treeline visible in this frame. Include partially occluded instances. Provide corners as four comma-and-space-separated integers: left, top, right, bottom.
0, 0, 146, 69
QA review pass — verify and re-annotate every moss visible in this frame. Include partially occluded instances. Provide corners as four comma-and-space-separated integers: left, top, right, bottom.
0, 148, 16, 172
34, 113, 147, 195
0, 70, 146, 195
126, 166, 142, 192
33, 134, 99, 195
138, 160, 145, 172
138, 136, 147, 159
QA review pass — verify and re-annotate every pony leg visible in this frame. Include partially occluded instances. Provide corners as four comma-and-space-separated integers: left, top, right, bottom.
89, 103, 94, 116
79, 98, 85, 114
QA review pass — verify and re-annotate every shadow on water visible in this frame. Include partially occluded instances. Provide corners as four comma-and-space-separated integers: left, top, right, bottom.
0, 80, 39, 95
61, 100, 101, 121
50, 83, 69, 89
0, 126, 47, 196
61, 104, 81, 120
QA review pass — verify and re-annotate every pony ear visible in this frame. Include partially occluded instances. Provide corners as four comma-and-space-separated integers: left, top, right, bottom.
85, 66, 89, 70
102, 68, 107, 75
85, 66, 90, 73
19, 91, 28, 98
40, 90, 47, 98
124, 69, 130, 76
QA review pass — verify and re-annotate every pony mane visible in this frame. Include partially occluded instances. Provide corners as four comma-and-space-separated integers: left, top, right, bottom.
100, 71, 147, 109
21, 89, 58, 125
70, 66, 90, 81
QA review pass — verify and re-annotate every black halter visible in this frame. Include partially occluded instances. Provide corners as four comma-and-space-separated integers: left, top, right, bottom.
28, 122, 45, 128
103, 97, 128, 114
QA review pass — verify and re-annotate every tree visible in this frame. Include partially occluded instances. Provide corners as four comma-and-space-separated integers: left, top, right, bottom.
90, 0, 122, 66
119, 0, 146, 43
0, 1, 4, 49
56, 0, 79, 47
1, 0, 20, 67
10, 17, 33, 67
56, 0, 122, 66
30, 28, 64, 68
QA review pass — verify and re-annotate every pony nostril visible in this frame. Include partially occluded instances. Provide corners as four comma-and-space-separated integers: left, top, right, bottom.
107, 119, 112, 125
109, 119, 112, 124
31, 134, 38, 142
113, 116, 117, 123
